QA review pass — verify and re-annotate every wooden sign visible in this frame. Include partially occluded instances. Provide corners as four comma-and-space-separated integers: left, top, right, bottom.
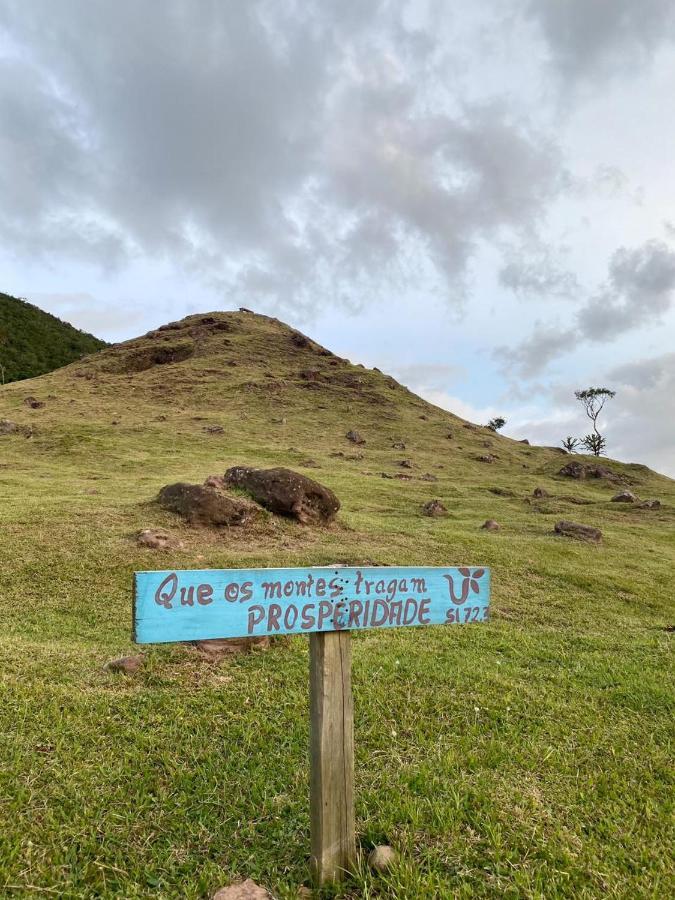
133, 565, 490, 644
133, 565, 490, 885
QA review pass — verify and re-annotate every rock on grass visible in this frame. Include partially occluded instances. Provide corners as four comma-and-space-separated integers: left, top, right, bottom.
192, 637, 270, 659
224, 466, 340, 525
559, 462, 621, 483
212, 879, 270, 899
422, 499, 447, 517
158, 482, 259, 527
136, 528, 184, 550
554, 521, 602, 543
611, 491, 638, 503
368, 845, 398, 872
345, 429, 365, 444
104, 654, 145, 675
481, 519, 500, 531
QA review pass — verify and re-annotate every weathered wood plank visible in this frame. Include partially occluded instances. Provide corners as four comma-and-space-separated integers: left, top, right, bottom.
309, 630, 356, 885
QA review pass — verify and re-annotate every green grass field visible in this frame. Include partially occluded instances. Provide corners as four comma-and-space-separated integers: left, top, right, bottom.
1, 311, 673, 898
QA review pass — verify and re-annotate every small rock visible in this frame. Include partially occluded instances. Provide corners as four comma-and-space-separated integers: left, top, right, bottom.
346, 429, 365, 444
398, 459, 414, 469
638, 498, 661, 509
204, 424, 225, 434
445, 432, 453, 440
391, 441, 406, 450
554, 521, 602, 543
104, 654, 145, 675
204, 474, 227, 490
290, 331, 311, 349
419, 473, 438, 482
0, 419, 18, 435
24, 396, 45, 409
611, 490, 638, 503
368, 845, 398, 873
137, 528, 183, 550
476, 454, 496, 464
299, 459, 321, 468
212, 879, 270, 899
481, 519, 500, 531
419, 414, 428, 420
422, 499, 447, 517
481, 440, 492, 448
193, 637, 269, 659
533, 487, 549, 498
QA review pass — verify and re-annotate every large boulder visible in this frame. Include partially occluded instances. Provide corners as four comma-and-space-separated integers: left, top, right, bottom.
158, 482, 259, 526
554, 520, 602, 543
224, 466, 339, 524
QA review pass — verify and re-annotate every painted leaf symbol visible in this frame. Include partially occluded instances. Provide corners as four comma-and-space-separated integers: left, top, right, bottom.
472, 568, 485, 579
459, 567, 471, 577
471, 580, 480, 594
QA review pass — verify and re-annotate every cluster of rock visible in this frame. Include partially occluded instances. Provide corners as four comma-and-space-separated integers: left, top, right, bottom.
155, 466, 340, 529
0, 419, 34, 437
558, 461, 621, 482
611, 490, 660, 508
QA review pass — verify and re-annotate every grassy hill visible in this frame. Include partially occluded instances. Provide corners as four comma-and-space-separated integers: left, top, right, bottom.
0, 291, 106, 383
0, 310, 673, 899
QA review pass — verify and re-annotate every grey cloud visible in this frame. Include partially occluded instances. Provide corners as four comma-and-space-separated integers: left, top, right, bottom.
525, 0, 675, 82
604, 352, 675, 475
0, 1, 566, 315
578, 240, 675, 341
496, 324, 578, 378
609, 352, 675, 392
499, 239, 675, 376
499, 243, 579, 300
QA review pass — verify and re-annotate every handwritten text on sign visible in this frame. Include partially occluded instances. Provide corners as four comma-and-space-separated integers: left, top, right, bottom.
133, 566, 490, 644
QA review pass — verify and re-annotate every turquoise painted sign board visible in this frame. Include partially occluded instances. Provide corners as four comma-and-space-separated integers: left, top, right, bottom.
133, 565, 490, 644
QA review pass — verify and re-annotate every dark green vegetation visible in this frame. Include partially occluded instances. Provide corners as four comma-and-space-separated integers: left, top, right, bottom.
0, 292, 106, 384
0, 311, 673, 898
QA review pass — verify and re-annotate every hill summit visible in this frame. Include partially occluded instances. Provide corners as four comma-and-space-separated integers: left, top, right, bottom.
0, 291, 106, 384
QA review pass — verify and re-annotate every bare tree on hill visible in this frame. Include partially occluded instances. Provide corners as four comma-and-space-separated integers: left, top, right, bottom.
574, 387, 615, 456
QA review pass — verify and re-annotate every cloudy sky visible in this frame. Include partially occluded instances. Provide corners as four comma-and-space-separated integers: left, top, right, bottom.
1, 1, 674, 475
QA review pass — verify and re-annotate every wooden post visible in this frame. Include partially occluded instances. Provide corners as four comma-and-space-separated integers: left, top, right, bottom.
309, 630, 356, 885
